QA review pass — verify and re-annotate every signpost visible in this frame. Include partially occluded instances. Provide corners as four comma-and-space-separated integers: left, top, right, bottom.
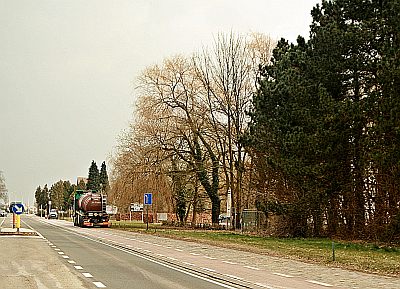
144, 193, 152, 230
11, 203, 24, 233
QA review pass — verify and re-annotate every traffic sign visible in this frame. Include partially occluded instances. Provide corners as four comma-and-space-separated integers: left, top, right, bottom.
144, 193, 152, 205
12, 203, 24, 215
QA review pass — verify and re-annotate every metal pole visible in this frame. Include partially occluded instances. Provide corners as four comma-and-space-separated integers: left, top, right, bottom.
332, 241, 335, 261
146, 205, 149, 230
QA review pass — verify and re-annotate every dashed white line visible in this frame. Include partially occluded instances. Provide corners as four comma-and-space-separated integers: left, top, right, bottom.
244, 265, 260, 271
82, 273, 93, 278
74, 265, 83, 270
67, 260, 76, 264
306, 280, 333, 287
224, 274, 244, 280
183, 262, 195, 266
93, 281, 106, 288
222, 261, 237, 265
57, 252, 65, 255
254, 282, 276, 289
204, 256, 217, 260
190, 253, 200, 256
273, 272, 293, 278
54, 248, 60, 251
175, 249, 183, 252
62, 255, 70, 259
202, 267, 216, 272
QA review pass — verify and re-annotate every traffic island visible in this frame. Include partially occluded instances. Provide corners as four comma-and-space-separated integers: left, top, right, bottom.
0, 227, 38, 236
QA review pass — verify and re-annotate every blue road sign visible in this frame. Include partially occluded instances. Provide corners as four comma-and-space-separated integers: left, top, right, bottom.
12, 203, 25, 215
144, 193, 152, 205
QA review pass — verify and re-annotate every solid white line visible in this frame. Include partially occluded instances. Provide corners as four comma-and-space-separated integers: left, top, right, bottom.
82, 273, 93, 278
93, 281, 106, 288
273, 272, 293, 278
306, 280, 333, 287
244, 265, 260, 271
74, 265, 83, 270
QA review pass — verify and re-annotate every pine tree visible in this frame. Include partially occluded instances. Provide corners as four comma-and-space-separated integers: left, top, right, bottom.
247, 0, 400, 239
87, 160, 100, 191
99, 161, 109, 193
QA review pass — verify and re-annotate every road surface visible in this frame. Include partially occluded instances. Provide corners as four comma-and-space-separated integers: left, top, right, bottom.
1, 215, 399, 289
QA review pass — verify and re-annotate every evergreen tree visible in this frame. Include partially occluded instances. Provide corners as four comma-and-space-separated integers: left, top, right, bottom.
99, 161, 109, 193
247, 0, 400, 239
87, 160, 100, 191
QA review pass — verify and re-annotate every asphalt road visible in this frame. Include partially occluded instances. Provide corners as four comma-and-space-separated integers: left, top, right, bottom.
11, 215, 400, 289
23, 216, 242, 289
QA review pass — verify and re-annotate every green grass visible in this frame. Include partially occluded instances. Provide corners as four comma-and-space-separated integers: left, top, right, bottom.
110, 221, 400, 276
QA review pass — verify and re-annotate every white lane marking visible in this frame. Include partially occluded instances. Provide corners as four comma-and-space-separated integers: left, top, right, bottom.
254, 282, 276, 289
153, 244, 162, 247
32, 219, 239, 289
93, 281, 106, 288
167, 257, 178, 261
62, 255, 70, 259
202, 267, 216, 272
175, 249, 183, 252
157, 254, 165, 257
244, 265, 260, 271
273, 272, 293, 278
190, 253, 200, 256
183, 262, 195, 266
54, 248, 60, 251
74, 265, 83, 270
224, 274, 244, 280
51, 245, 57, 248
49, 243, 53, 246
222, 261, 237, 265
143, 249, 151, 253
58, 252, 65, 255
68, 260, 76, 264
306, 280, 333, 287
204, 256, 216, 260
82, 273, 93, 278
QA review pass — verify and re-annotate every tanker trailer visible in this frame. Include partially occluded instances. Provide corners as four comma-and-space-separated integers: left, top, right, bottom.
73, 190, 110, 227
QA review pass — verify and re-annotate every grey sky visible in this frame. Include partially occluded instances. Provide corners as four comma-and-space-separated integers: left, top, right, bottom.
1, 0, 319, 205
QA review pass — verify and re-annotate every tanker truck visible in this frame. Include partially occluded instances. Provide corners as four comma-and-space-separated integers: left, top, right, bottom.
73, 190, 110, 227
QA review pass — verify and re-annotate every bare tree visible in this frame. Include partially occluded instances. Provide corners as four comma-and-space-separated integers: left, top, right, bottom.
0, 171, 8, 203
193, 33, 275, 227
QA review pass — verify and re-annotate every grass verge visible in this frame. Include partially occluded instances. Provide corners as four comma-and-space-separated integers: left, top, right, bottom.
110, 221, 400, 276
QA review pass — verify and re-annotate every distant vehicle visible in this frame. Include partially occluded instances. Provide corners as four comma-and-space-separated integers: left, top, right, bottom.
73, 190, 110, 228
0, 209, 6, 217
218, 213, 231, 227
48, 209, 58, 219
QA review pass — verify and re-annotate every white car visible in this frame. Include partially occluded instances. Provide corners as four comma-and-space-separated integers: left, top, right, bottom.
49, 209, 58, 219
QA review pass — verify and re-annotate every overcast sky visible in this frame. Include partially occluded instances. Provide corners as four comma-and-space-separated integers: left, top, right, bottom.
0, 0, 319, 205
